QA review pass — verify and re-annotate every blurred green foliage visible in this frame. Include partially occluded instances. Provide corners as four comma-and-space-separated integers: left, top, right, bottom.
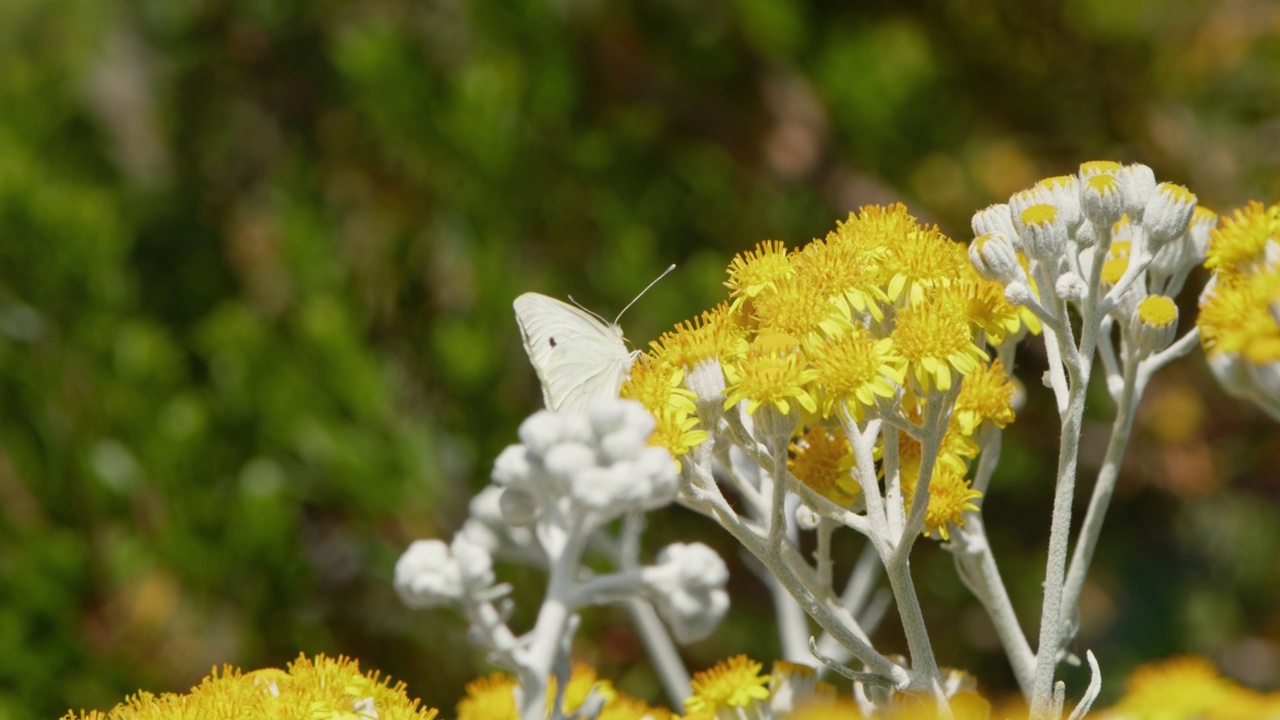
2, 0, 1280, 718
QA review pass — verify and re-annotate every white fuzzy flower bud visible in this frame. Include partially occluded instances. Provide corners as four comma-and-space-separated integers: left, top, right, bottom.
394, 539, 463, 609
685, 357, 727, 405
643, 543, 730, 643
451, 534, 496, 588
1035, 175, 1082, 230
518, 411, 563, 455
972, 204, 1020, 247
1055, 272, 1087, 303
1079, 171, 1125, 229
1016, 203, 1069, 263
1131, 295, 1179, 354
969, 232, 1024, 285
1074, 217, 1098, 249
544, 442, 596, 480
498, 487, 539, 526
1004, 281, 1032, 307
1143, 183, 1197, 251
1120, 163, 1157, 222
492, 445, 532, 488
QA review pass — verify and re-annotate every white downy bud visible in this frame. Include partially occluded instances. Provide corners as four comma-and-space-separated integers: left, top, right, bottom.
451, 533, 496, 589
394, 539, 463, 609
1034, 175, 1082, 230
1016, 203, 1069, 263
1119, 163, 1157, 223
1004, 281, 1032, 307
1131, 295, 1179, 354
1055, 272, 1087, 303
643, 543, 730, 644
1143, 183, 1197, 251
498, 487, 539, 526
972, 203, 1020, 247
969, 232, 1024, 285
1079, 171, 1125, 229
491, 445, 533, 488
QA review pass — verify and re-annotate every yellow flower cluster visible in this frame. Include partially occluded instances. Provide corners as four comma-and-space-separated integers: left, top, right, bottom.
1197, 200, 1280, 416
1093, 655, 1280, 719
61, 654, 438, 720
625, 204, 1028, 539
455, 664, 673, 720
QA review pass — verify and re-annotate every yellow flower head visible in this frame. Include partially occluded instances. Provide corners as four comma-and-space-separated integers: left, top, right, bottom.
952, 358, 1017, 435
809, 326, 905, 420
789, 425, 860, 505
879, 218, 970, 306
62, 654, 439, 720
897, 432, 982, 541
751, 273, 854, 346
889, 290, 989, 394
685, 656, 772, 715
956, 271, 1035, 347
621, 360, 706, 456
793, 214, 893, 322
649, 302, 746, 372
1198, 268, 1280, 361
725, 240, 794, 313
1203, 200, 1280, 279
722, 333, 819, 417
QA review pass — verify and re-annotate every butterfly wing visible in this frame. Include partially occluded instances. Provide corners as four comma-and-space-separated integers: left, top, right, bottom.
513, 293, 632, 413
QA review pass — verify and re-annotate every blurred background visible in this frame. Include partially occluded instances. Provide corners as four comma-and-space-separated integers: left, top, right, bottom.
2, 0, 1280, 717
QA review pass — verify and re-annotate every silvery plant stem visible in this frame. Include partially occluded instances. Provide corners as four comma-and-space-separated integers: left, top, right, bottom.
1029, 374, 1087, 719
1030, 225, 1112, 718
1058, 346, 1140, 646
954, 429, 1036, 696
518, 524, 590, 720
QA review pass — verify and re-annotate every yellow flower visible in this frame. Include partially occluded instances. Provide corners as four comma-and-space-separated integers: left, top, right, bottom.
789, 425, 860, 505
723, 334, 819, 417
890, 290, 989, 394
1203, 200, 1280, 279
877, 213, 970, 307
725, 240, 794, 313
751, 273, 854, 346
956, 271, 1033, 347
1198, 268, 1280, 361
1101, 237, 1133, 286
792, 215, 891, 322
684, 655, 772, 715
898, 432, 982, 541
952, 358, 1017, 435
456, 665, 671, 720
809, 326, 905, 420
649, 302, 746, 371
1096, 655, 1244, 720
456, 672, 519, 720
61, 654, 438, 720
621, 360, 707, 456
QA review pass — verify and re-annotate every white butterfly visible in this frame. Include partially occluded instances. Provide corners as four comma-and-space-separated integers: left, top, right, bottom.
514, 266, 674, 413
513, 293, 635, 414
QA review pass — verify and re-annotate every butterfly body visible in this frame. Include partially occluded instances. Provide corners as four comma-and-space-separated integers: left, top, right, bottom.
514, 293, 635, 413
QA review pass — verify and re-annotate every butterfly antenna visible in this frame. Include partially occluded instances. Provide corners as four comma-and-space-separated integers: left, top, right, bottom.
566, 295, 610, 324
615, 264, 677, 323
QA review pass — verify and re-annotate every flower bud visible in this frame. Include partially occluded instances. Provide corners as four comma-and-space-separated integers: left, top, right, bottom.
969, 232, 1024, 285
643, 543, 731, 643
1120, 163, 1157, 222
1143, 183, 1197, 250
1016, 204, 1069, 263
1055, 272, 1087, 303
1079, 172, 1125, 228
1132, 295, 1179, 354
1035, 175, 1082, 230
395, 540, 463, 609
972, 204, 1019, 247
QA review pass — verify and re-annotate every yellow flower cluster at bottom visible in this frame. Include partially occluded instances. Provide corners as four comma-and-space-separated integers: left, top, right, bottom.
61, 653, 438, 720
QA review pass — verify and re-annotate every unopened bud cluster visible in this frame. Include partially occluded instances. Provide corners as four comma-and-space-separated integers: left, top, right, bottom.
969, 161, 1215, 357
